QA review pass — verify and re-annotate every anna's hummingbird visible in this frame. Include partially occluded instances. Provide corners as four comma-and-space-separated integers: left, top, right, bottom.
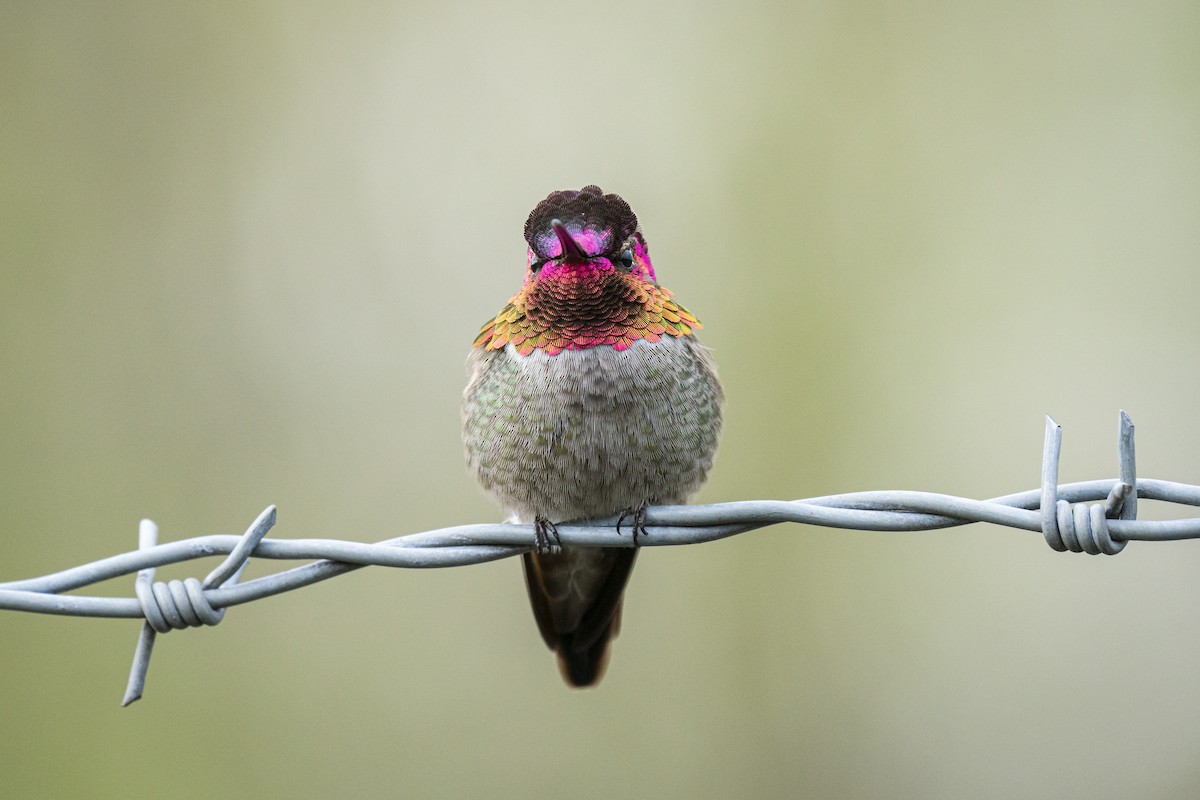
462, 186, 723, 686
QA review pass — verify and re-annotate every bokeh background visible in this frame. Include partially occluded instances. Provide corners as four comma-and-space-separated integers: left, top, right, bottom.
3, 2, 1200, 797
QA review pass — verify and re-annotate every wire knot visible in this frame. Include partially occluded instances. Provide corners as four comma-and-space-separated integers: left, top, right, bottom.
135, 577, 225, 633
1043, 483, 1130, 555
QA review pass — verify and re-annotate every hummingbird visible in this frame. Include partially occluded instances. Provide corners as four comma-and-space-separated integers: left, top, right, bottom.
462, 186, 723, 686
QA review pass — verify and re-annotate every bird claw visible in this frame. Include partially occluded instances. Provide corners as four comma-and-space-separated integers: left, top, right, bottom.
616, 503, 650, 547
533, 515, 562, 555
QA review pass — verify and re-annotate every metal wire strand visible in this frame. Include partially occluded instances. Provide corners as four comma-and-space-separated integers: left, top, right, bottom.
1, 411, 1198, 705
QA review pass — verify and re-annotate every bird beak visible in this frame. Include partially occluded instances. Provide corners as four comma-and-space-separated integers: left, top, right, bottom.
551, 219, 589, 263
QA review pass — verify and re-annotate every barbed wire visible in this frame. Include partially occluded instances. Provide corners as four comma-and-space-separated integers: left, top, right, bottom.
2, 411, 1199, 705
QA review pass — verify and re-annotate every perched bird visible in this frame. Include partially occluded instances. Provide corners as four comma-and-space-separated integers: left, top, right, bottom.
462, 186, 723, 686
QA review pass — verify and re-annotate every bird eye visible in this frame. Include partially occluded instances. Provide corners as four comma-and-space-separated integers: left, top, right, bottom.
618, 249, 634, 271
530, 258, 543, 274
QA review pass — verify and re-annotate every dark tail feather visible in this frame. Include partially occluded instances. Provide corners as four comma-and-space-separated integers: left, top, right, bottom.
522, 549, 638, 687
555, 617, 619, 687
552, 633, 609, 686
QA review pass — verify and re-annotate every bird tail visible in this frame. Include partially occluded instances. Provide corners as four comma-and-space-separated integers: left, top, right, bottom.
554, 602, 622, 687
522, 549, 637, 688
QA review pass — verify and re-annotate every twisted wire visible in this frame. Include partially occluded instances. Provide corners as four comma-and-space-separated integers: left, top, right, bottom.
1, 411, 1197, 705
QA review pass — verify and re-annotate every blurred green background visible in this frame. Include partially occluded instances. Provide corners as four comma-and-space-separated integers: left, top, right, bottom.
3, 2, 1200, 797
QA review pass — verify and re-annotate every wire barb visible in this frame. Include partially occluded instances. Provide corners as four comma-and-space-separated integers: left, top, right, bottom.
1038, 412, 1135, 555
1, 412, 1198, 704
121, 505, 276, 706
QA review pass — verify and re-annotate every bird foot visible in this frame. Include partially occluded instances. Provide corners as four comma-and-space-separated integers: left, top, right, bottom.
533, 515, 562, 555
616, 503, 650, 547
